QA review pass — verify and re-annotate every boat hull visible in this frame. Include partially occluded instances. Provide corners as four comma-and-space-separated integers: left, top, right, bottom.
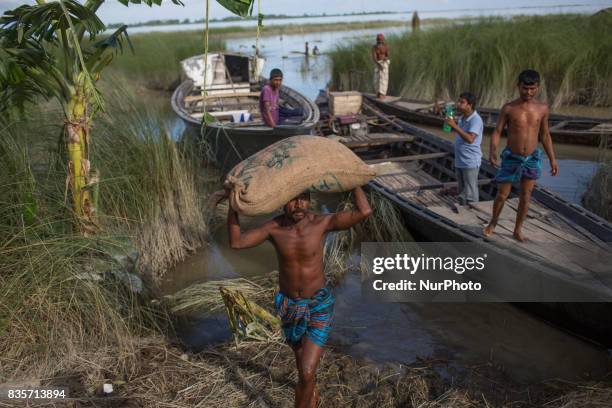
171, 79, 320, 172
203, 125, 314, 173
369, 118, 612, 347
365, 94, 611, 147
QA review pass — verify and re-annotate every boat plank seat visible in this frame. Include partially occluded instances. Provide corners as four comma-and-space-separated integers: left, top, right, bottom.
184, 91, 260, 103
206, 102, 259, 110
393, 100, 445, 111
387, 178, 494, 193
342, 135, 415, 149
549, 120, 569, 130
366, 151, 449, 164
208, 110, 252, 118
593, 122, 612, 131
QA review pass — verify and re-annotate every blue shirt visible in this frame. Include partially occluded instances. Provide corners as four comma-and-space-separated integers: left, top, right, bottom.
454, 111, 484, 168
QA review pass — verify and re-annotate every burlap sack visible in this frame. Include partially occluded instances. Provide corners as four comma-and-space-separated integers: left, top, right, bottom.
224, 135, 377, 215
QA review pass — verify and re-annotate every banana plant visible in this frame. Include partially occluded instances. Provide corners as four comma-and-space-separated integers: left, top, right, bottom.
0, 0, 182, 234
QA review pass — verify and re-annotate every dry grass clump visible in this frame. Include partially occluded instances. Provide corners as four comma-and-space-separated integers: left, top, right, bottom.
7, 336, 611, 407
1, 337, 475, 408
162, 273, 277, 316
544, 383, 612, 407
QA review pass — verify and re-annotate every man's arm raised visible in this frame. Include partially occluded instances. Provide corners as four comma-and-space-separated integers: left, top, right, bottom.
228, 207, 272, 249
327, 186, 373, 231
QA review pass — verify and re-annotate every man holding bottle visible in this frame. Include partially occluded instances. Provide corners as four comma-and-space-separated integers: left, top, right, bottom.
444, 92, 484, 205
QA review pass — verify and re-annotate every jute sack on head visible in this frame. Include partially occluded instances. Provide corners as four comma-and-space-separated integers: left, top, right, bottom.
224, 135, 377, 215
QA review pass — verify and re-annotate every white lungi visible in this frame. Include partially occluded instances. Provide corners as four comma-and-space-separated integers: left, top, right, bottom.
374, 59, 390, 95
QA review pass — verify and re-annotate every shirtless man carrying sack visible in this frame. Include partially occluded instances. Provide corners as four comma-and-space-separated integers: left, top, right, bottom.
215, 187, 372, 407
484, 69, 559, 242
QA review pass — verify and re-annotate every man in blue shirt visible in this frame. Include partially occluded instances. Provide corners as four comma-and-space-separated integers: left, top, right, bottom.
445, 92, 484, 204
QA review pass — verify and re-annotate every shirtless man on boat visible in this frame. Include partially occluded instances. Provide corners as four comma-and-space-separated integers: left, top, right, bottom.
483, 69, 559, 242
215, 188, 372, 408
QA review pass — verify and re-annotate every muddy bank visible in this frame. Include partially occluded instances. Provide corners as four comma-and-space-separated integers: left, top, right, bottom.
10, 335, 610, 407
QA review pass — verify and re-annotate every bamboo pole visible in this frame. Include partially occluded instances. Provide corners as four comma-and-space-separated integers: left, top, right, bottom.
255, 0, 261, 57
202, 0, 210, 100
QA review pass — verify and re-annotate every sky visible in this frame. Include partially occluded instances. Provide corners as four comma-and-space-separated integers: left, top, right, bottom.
0, 0, 609, 25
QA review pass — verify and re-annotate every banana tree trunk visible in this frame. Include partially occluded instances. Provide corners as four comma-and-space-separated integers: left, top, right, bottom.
65, 73, 98, 234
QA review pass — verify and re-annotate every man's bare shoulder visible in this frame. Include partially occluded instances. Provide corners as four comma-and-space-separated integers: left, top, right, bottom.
265, 216, 283, 230
303, 212, 331, 225
504, 99, 522, 110
313, 212, 333, 223
534, 100, 549, 112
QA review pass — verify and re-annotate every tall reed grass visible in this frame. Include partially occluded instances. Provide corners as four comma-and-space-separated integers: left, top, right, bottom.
330, 14, 612, 108
94, 80, 209, 277
107, 31, 225, 90
0, 79, 210, 379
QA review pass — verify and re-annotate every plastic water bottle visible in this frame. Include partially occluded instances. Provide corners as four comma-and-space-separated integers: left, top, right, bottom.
442, 104, 455, 133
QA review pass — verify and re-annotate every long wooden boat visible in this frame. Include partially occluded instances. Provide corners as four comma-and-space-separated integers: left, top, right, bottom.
364, 94, 612, 147
316, 94, 612, 347
171, 52, 319, 172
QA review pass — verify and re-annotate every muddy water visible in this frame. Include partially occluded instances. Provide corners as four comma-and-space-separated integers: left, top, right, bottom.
168, 215, 611, 383
167, 160, 608, 379
166, 26, 610, 384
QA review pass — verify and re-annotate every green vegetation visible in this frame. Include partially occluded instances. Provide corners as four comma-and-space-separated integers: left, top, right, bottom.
330, 14, 612, 108
0, 83, 210, 377
0, 0, 225, 385
0, 0, 237, 393
106, 32, 224, 90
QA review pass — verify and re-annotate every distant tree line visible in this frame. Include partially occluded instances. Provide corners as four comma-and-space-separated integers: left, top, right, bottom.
106, 10, 399, 29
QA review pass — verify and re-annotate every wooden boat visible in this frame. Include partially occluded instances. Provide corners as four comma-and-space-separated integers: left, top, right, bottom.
316, 93, 612, 347
364, 94, 612, 147
171, 52, 320, 172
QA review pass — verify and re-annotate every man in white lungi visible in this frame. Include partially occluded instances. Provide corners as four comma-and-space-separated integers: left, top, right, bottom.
372, 33, 390, 100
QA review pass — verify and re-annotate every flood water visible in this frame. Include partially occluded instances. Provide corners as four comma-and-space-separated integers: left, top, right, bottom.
115, 4, 608, 35
164, 23, 610, 384
168, 205, 611, 384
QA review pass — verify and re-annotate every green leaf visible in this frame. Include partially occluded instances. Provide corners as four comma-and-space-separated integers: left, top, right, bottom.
86, 25, 134, 74
202, 112, 217, 125
0, 1, 105, 43
216, 0, 255, 17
